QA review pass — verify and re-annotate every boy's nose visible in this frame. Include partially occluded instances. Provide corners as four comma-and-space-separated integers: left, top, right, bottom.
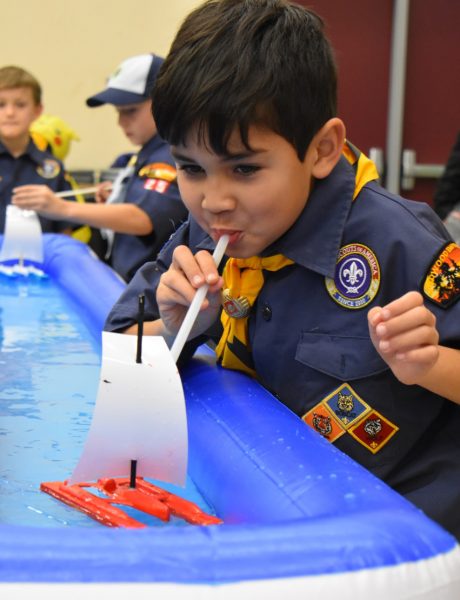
201, 182, 236, 213
201, 194, 235, 213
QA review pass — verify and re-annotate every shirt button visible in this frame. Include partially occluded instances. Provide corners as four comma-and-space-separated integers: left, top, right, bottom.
261, 303, 272, 321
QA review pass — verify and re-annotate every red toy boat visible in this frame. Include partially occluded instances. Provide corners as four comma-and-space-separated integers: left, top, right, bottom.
41, 477, 222, 528
41, 295, 227, 530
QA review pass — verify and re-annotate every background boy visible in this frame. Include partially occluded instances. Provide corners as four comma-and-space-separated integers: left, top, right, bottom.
12, 54, 188, 282
0, 65, 73, 234
104, 0, 460, 539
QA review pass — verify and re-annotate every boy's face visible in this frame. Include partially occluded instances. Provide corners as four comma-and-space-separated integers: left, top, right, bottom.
115, 100, 157, 146
172, 125, 315, 258
0, 87, 42, 142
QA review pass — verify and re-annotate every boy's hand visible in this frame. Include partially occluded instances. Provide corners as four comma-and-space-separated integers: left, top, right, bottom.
12, 184, 65, 217
368, 291, 439, 385
95, 182, 112, 204
157, 244, 224, 339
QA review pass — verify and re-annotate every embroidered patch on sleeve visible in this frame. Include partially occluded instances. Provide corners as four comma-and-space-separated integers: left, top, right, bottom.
138, 162, 177, 182
348, 409, 399, 454
143, 178, 171, 193
37, 159, 60, 178
302, 403, 345, 443
422, 242, 460, 308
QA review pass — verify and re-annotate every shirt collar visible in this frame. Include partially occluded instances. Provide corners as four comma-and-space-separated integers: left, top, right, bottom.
0, 138, 45, 165
136, 134, 163, 164
27, 138, 48, 164
262, 155, 355, 278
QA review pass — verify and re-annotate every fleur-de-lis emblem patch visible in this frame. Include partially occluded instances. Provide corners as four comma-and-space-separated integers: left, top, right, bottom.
325, 243, 380, 309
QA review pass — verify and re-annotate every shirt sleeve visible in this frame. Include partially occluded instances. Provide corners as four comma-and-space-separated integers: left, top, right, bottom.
104, 220, 191, 332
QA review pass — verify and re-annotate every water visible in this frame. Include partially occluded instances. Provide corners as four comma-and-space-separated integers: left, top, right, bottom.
0, 274, 212, 528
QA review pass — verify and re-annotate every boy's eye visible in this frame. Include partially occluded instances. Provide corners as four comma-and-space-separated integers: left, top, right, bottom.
177, 164, 204, 176
234, 164, 260, 175
119, 108, 138, 117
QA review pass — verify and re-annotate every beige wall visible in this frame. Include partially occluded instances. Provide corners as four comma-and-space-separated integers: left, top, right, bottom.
1, 0, 200, 171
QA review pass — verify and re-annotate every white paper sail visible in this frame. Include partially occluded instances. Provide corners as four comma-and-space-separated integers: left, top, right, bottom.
69, 331, 188, 486
0, 205, 44, 264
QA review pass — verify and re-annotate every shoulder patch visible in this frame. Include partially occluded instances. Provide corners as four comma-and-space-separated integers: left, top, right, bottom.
138, 162, 176, 182
422, 242, 460, 308
37, 159, 60, 179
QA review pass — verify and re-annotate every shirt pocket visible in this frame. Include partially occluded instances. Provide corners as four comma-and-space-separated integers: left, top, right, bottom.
295, 331, 397, 473
295, 331, 389, 381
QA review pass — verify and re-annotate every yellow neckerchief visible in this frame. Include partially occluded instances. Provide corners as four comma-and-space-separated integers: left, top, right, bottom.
215, 255, 294, 376
65, 172, 92, 244
215, 141, 379, 377
342, 140, 380, 199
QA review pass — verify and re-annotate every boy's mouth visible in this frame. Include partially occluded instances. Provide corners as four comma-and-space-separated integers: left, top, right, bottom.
211, 229, 241, 245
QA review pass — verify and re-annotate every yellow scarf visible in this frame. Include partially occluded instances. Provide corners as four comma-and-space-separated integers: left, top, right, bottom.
215, 142, 378, 377
215, 255, 294, 376
342, 140, 380, 200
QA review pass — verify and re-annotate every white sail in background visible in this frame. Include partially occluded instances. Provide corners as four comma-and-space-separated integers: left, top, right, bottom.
0, 205, 44, 265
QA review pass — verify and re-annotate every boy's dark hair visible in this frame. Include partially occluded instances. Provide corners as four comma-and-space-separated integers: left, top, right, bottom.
152, 0, 337, 160
0, 66, 42, 105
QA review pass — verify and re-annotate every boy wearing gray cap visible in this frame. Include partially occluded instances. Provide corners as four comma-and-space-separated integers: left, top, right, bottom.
13, 53, 188, 282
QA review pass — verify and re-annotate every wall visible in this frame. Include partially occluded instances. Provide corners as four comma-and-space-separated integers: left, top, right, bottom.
300, 0, 460, 205
1, 0, 200, 171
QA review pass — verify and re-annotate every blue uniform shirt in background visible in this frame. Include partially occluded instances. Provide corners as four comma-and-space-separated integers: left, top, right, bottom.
0, 138, 72, 233
105, 153, 460, 539
109, 134, 188, 282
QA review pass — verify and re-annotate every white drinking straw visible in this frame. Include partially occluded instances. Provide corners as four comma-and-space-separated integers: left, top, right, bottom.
170, 234, 229, 363
56, 186, 100, 198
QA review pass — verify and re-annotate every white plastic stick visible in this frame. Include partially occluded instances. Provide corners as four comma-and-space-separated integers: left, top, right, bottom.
170, 234, 229, 363
56, 186, 107, 198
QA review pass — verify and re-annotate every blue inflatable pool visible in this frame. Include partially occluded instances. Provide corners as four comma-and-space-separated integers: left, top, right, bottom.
1, 234, 460, 599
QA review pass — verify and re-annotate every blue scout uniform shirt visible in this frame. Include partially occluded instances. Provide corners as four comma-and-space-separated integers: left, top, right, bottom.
104, 152, 460, 539
109, 134, 188, 282
0, 138, 72, 233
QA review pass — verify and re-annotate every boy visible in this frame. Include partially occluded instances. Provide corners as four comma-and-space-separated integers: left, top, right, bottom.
104, 0, 460, 539
12, 54, 188, 282
0, 66, 73, 234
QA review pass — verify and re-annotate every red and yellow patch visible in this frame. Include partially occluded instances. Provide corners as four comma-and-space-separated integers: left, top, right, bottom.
348, 409, 399, 454
138, 162, 176, 182
422, 242, 460, 308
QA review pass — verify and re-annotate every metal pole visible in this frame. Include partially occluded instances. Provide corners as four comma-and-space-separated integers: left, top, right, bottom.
385, 0, 410, 194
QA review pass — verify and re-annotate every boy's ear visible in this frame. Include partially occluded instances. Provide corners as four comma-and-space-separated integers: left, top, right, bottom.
33, 103, 44, 120
310, 118, 346, 179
